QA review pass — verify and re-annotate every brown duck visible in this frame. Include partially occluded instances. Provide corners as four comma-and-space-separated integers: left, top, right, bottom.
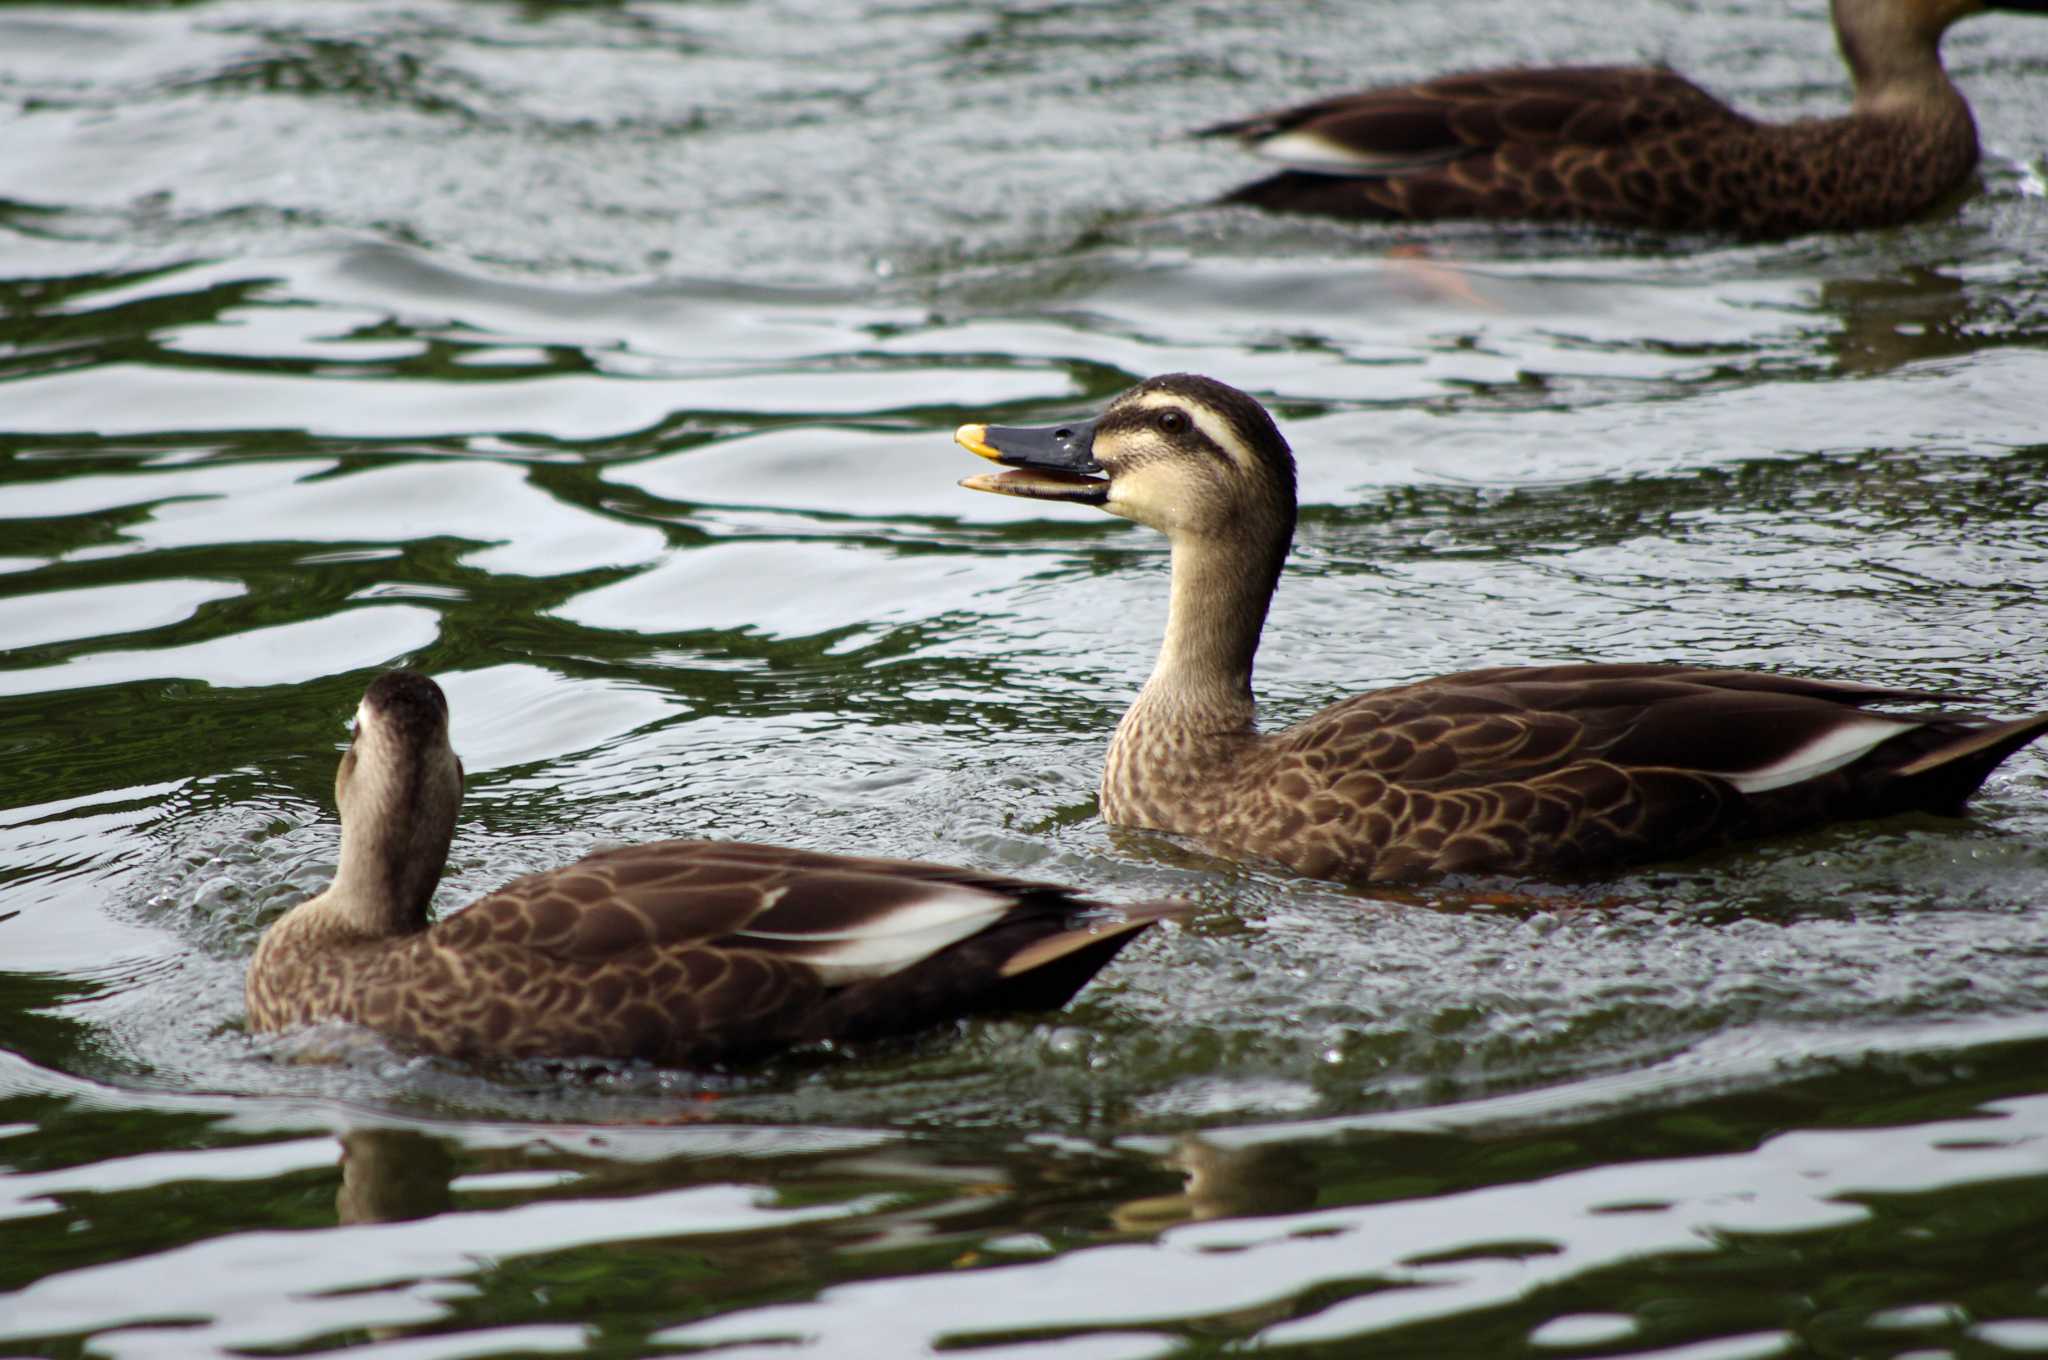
956, 373, 2048, 883
246, 670, 1184, 1066
1201, 0, 2048, 236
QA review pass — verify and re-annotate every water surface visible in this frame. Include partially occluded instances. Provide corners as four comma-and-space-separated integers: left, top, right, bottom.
5, 1, 2048, 1356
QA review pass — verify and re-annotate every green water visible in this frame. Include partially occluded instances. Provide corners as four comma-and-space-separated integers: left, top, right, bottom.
4, 1, 2048, 1356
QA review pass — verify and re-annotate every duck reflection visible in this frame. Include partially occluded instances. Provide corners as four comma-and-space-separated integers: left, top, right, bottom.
337, 1127, 456, 1226
327, 1121, 1331, 1338
1114, 1137, 1318, 1231
1821, 265, 1976, 376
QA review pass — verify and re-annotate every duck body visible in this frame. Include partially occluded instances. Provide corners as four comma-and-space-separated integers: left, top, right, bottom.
1201, 0, 2046, 236
1101, 660, 2047, 883
246, 672, 1182, 1067
956, 374, 2048, 884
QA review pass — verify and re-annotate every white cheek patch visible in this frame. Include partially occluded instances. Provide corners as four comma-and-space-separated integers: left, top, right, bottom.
352, 701, 397, 758
1720, 716, 1914, 794
1104, 461, 1185, 529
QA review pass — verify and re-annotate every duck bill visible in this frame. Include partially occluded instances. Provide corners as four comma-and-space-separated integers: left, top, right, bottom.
955, 419, 1109, 506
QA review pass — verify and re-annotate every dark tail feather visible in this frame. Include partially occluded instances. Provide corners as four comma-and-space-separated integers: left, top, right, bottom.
1194, 113, 1270, 140
987, 900, 1193, 1012
1217, 170, 1403, 216
1888, 712, 2048, 815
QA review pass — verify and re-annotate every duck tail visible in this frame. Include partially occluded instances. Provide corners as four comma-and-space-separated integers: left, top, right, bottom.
1885, 711, 2048, 815
804, 899, 1193, 1046
989, 899, 1194, 1010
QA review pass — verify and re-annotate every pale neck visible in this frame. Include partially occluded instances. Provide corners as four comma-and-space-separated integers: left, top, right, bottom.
313, 779, 453, 941
1836, 4, 1961, 114
1132, 531, 1284, 733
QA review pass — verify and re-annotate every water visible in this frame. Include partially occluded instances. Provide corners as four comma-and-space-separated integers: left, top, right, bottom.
4, 0, 2048, 1354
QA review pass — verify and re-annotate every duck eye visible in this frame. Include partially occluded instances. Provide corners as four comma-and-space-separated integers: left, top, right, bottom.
1155, 409, 1190, 435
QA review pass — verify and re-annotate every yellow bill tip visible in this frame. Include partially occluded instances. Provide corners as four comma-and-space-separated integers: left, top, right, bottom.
954, 423, 1002, 461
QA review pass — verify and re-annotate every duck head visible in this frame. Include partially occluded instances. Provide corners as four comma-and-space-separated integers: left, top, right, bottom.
955, 373, 1299, 552
330, 669, 464, 933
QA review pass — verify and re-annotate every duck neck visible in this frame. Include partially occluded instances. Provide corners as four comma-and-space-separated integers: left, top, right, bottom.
324, 813, 446, 940
287, 771, 454, 946
1834, 0, 1965, 116
1128, 530, 1283, 738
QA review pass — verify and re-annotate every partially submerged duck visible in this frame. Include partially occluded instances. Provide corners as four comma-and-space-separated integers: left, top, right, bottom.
956, 373, 2048, 883
1200, 0, 2048, 236
246, 671, 1184, 1066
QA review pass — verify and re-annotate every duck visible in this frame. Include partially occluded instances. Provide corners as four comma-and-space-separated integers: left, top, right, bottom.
1198, 0, 2048, 237
955, 373, 2048, 883
246, 670, 1186, 1067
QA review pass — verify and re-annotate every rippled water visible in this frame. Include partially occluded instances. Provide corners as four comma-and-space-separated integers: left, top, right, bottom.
5, 1, 2048, 1355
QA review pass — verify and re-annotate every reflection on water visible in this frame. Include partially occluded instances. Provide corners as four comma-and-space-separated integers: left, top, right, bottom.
1821, 265, 1975, 375
4, 0, 2048, 1355
336, 1127, 454, 1228
9, 1035, 2045, 1356
1109, 1137, 1318, 1230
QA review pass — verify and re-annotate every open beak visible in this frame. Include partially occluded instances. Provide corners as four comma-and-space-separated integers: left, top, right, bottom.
955, 417, 1109, 506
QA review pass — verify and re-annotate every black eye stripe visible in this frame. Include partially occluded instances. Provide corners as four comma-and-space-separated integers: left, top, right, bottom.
1103, 401, 1235, 463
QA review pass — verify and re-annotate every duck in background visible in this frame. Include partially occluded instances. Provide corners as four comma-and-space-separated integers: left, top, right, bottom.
246, 670, 1185, 1067
956, 373, 2048, 883
1201, 0, 2048, 236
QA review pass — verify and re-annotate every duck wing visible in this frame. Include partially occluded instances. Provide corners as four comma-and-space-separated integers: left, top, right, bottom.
1205, 67, 1727, 168
441, 840, 1106, 974
1265, 665, 2048, 879
1200, 65, 1746, 225
425, 841, 1182, 1061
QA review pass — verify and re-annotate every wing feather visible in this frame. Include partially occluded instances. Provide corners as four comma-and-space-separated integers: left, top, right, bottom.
1278, 664, 1974, 791
1204, 65, 1733, 175
1228, 661, 2042, 880
432, 839, 1128, 987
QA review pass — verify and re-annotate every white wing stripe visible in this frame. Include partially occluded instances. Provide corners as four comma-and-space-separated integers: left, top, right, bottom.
1254, 130, 1438, 174
740, 886, 1013, 983
1721, 717, 1912, 794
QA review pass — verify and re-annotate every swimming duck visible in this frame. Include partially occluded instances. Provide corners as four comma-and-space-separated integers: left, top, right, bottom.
956, 373, 2048, 883
1200, 0, 2048, 236
246, 670, 1184, 1066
